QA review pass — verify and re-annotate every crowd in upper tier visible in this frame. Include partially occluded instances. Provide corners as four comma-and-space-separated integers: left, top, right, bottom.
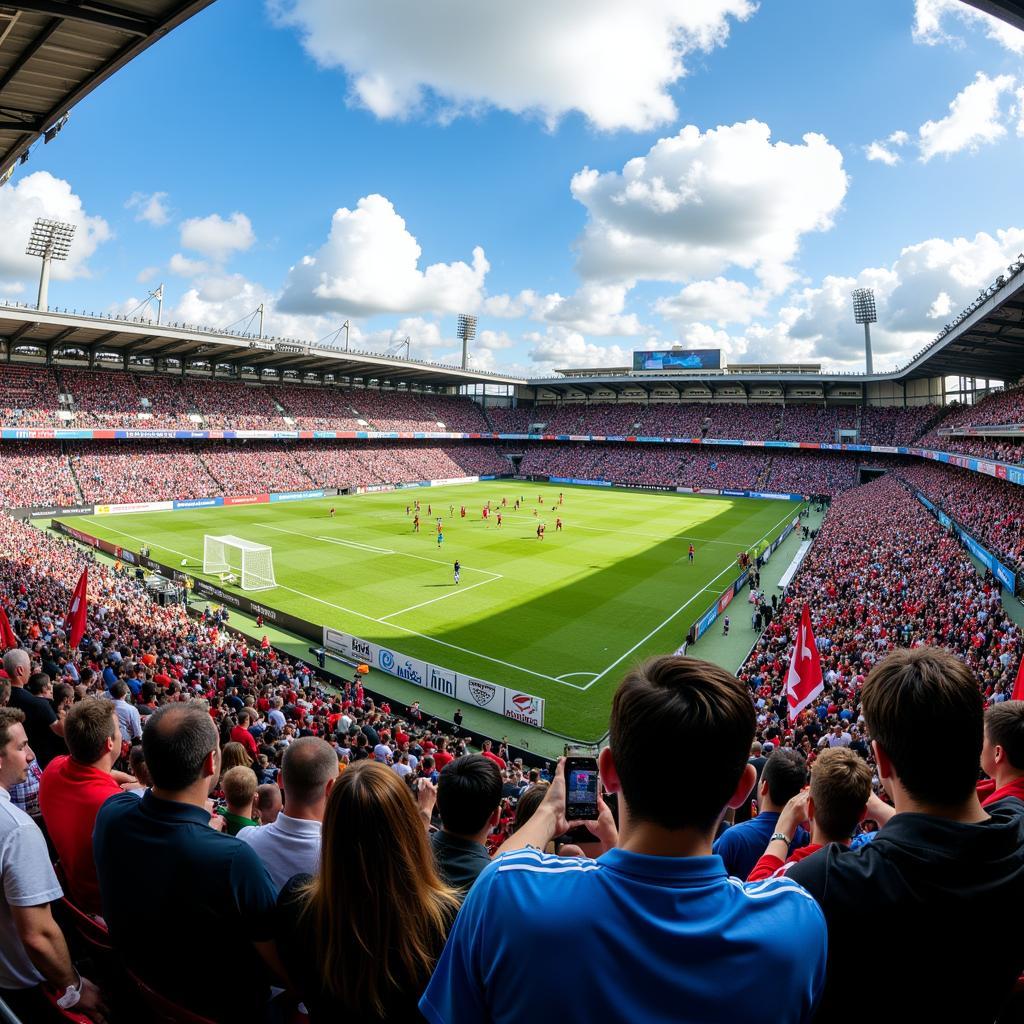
2, 365, 1022, 454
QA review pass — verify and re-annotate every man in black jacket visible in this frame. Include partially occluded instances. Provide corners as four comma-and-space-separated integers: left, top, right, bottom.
788, 647, 1024, 1024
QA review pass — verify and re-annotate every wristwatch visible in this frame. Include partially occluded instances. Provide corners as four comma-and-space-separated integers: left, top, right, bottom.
56, 972, 83, 1009
769, 832, 790, 844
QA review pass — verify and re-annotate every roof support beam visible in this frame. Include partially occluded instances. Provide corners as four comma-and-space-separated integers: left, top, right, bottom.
9, 1, 155, 36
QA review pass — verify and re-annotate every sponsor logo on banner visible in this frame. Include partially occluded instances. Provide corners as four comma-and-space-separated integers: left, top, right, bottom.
504, 690, 545, 727
350, 637, 373, 661
374, 650, 426, 687
717, 589, 734, 614
323, 628, 349, 656
250, 603, 278, 623
269, 489, 325, 502
456, 673, 501, 708
173, 497, 223, 510
424, 664, 457, 697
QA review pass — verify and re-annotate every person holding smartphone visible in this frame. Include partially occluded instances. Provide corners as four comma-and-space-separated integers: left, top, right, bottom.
420, 656, 827, 1024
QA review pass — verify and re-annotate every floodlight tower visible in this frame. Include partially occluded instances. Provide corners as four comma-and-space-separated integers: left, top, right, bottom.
851, 288, 877, 375
26, 218, 76, 311
457, 313, 477, 369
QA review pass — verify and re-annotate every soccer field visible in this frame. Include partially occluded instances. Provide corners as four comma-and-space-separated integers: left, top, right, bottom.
56, 483, 798, 741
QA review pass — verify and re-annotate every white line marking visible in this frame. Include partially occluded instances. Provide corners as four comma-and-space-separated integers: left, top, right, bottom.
579, 504, 801, 691
79, 519, 570, 688
555, 672, 599, 682
379, 576, 500, 620
317, 535, 395, 555
494, 510, 740, 546
258, 522, 502, 578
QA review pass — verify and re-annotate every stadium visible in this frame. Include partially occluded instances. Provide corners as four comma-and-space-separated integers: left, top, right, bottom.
1, 2, 1024, 1023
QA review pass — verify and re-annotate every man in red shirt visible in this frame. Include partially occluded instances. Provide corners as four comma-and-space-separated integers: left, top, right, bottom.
230, 709, 261, 762
433, 737, 454, 771
39, 698, 135, 915
977, 701, 1024, 807
748, 747, 881, 881
480, 738, 507, 771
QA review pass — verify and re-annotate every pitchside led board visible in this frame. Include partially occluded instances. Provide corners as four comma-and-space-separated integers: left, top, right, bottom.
632, 349, 722, 371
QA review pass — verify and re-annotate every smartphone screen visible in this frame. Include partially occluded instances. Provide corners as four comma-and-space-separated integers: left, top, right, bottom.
564, 757, 599, 821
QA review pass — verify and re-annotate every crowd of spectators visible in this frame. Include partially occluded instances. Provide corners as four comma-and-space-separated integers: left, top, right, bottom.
0, 444, 80, 509
898, 461, 1024, 574
200, 442, 314, 494
777, 404, 857, 442
69, 442, 219, 503
0, 455, 1023, 1021
857, 404, 940, 445
0, 366, 64, 428
918, 437, 1024, 465
764, 452, 863, 496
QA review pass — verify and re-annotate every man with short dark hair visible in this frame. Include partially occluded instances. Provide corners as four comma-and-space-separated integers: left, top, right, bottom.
431, 754, 502, 892
238, 737, 336, 892
106, 681, 141, 743
978, 700, 1024, 807
788, 647, 1024, 1023
0, 708, 106, 1022
713, 747, 808, 878
39, 698, 132, 915
421, 657, 826, 1023
748, 747, 879, 881
93, 703, 279, 1023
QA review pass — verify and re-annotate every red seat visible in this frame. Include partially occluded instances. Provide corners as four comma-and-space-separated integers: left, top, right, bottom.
125, 969, 218, 1024
57, 898, 114, 956
42, 987, 93, 1024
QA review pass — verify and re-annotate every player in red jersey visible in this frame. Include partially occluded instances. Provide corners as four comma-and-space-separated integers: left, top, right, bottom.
555, 517, 562, 531
460, 505, 466, 518
536, 523, 543, 539
496, 513, 502, 527
413, 515, 420, 533
688, 543, 695, 562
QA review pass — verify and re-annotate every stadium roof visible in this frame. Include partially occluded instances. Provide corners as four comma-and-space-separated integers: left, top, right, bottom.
0, 301, 526, 387
0, 1, 214, 180
962, 1, 1024, 31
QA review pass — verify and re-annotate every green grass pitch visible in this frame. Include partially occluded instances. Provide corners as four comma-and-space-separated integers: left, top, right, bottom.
57, 483, 797, 741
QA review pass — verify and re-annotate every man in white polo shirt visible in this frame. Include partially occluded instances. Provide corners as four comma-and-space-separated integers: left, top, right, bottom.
237, 736, 337, 892
0, 708, 106, 1022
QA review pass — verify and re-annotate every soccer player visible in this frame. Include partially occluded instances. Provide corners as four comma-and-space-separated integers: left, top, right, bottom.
555, 517, 562, 531
559, 492, 564, 504
406, 505, 410, 516
460, 506, 466, 518
329, 507, 336, 518
437, 532, 444, 548
449, 504, 455, 517
413, 515, 420, 533
453, 560, 461, 585
688, 543, 695, 563
536, 524, 544, 540
428, 504, 432, 517
496, 513, 502, 527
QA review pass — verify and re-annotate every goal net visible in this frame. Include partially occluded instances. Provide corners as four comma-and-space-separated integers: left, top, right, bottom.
202, 535, 277, 591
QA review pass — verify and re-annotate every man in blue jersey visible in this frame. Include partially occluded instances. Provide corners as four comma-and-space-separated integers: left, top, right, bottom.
420, 656, 827, 1024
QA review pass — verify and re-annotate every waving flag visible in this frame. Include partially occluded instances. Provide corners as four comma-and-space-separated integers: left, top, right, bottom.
786, 604, 824, 721
66, 568, 88, 649
1013, 655, 1024, 702
0, 607, 18, 650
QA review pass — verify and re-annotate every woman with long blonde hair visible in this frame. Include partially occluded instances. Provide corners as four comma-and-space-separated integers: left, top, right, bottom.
275, 760, 459, 1021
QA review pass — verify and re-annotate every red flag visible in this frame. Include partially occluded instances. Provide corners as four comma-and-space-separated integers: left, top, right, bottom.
786, 604, 824, 722
1012, 656, 1024, 702
66, 568, 88, 650
0, 607, 18, 650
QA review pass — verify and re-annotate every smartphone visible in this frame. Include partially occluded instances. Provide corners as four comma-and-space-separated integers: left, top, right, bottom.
564, 756, 599, 821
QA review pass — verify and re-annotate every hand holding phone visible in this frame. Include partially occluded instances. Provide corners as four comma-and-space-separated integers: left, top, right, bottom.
564, 756, 599, 821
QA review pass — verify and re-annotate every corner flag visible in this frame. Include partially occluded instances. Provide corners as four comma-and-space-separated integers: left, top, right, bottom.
786, 604, 824, 722
66, 568, 88, 649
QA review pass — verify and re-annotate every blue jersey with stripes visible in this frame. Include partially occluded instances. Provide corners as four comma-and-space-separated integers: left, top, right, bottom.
420, 846, 826, 1024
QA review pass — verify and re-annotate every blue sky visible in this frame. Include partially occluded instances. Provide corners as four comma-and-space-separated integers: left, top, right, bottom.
1, 0, 1023, 376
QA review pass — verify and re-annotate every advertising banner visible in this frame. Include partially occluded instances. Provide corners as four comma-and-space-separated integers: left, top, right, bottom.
374, 645, 428, 688
172, 497, 223, 510
95, 501, 175, 515
423, 664, 458, 700
455, 673, 503, 712
269, 489, 325, 502
224, 494, 270, 506
503, 690, 545, 728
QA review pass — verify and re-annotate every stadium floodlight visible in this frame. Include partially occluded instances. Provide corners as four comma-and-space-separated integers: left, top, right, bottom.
457, 313, 477, 369
851, 288, 877, 375
26, 218, 76, 311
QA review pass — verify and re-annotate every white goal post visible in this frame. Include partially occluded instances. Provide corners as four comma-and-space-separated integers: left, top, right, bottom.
202, 535, 277, 592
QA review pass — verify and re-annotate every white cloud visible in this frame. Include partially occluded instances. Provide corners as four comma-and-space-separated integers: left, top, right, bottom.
914, 0, 1024, 54
126, 191, 170, 227
654, 277, 768, 326
570, 120, 848, 292
477, 329, 515, 351
784, 227, 1024, 367
864, 129, 910, 166
918, 72, 1017, 161
540, 283, 645, 336
1016, 85, 1024, 136
524, 327, 632, 371
179, 211, 255, 262
270, 0, 756, 131
278, 193, 489, 316
136, 266, 160, 284
169, 253, 210, 278
0, 172, 111, 284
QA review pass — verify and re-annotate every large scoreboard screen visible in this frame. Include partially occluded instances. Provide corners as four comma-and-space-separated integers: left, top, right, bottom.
633, 349, 721, 371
